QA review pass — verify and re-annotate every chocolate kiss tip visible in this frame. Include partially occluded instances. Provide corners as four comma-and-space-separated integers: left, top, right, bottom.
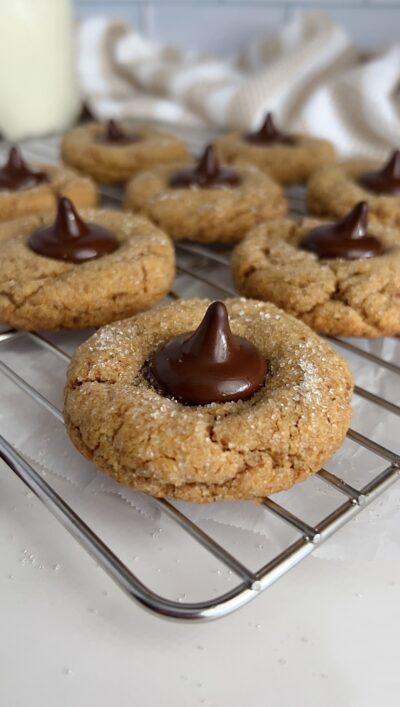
55, 197, 85, 239
57, 196, 77, 215
384, 149, 400, 176
264, 112, 275, 128
341, 201, 368, 239
182, 301, 233, 362
197, 144, 219, 176
254, 112, 277, 137
9, 146, 20, 160
248, 110, 294, 145
106, 119, 122, 139
170, 144, 239, 188
8, 146, 24, 168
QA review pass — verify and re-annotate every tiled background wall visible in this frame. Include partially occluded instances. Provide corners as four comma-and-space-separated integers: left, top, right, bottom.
74, 0, 400, 52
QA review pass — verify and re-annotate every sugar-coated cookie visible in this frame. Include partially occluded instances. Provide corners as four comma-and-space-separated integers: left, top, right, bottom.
125, 144, 287, 243
0, 200, 175, 330
216, 113, 335, 185
64, 298, 352, 502
0, 146, 97, 222
307, 151, 400, 228
232, 205, 400, 337
61, 120, 189, 184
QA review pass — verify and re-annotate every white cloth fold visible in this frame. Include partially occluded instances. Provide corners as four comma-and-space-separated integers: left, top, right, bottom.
77, 11, 400, 158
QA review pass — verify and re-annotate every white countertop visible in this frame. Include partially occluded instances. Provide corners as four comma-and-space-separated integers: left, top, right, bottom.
2, 454, 400, 707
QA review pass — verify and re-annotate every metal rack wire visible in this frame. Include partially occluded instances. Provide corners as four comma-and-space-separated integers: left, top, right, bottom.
0, 131, 399, 622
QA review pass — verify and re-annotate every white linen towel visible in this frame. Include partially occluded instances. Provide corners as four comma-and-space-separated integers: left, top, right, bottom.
77, 11, 400, 159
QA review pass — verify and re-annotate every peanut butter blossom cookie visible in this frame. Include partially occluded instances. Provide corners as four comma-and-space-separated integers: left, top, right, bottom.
61, 119, 189, 184
232, 202, 400, 337
0, 146, 97, 222
124, 144, 287, 243
0, 198, 175, 330
307, 150, 400, 228
215, 113, 335, 185
64, 298, 352, 502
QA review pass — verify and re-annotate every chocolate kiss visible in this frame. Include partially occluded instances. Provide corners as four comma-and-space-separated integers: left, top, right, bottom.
107, 120, 127, 141
169, 144, 240, 188
28, 197, 119, 263
359, 150, 400, 195
300, 202, 383, 260
98, 119, 141, 145
0, 147, 48, 191
147, 301, 267, 405
246, 112, 295, 146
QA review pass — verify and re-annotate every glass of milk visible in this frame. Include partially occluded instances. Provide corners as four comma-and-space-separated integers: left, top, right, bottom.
0, 0, 80, 140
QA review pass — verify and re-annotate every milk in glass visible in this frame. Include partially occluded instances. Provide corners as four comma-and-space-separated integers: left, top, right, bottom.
0, 0, 80, 140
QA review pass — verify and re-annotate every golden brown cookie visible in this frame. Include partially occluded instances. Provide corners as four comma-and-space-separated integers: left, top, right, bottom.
0, 150, 97, 223
307, 156, 400, 228
124, 148, 287, 243
0, 208, 175, 330
231, 216, 400, 337
216, 115, 335, 185
64, 297, 352, 502
61, 120, 189, 184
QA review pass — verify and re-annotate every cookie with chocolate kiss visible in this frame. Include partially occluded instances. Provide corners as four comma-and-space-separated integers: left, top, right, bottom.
215, 112, 335, 185
232, 205, 400, 337
0, 200, 175, 330
61, 120, 189, 184
308, 150, 400, 229
0, 146, 97, 223
64, 298, 352, 502
125, 144, 287, 243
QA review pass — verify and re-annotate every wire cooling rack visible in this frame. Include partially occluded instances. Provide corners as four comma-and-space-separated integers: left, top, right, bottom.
0, 128, 399, 622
